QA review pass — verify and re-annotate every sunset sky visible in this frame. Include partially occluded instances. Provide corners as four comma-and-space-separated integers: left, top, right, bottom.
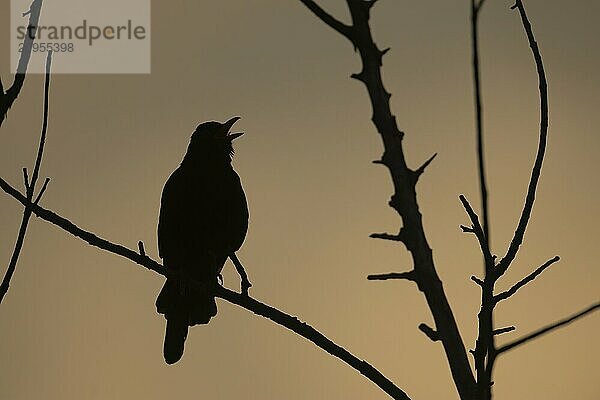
1, 1, 598, 399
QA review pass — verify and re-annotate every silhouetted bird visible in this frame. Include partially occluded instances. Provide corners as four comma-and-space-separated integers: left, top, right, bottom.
156, 117, 248, 364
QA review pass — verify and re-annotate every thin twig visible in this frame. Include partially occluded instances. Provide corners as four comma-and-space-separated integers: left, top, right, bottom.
459, 195, 493, 267
297, 0, 354, 41
497, 302, 600, 354
471, 0, 490, 245
495, 256, 560, 302
0, 51, 53, 304
1, 0, 44, 126
0, 176, 410, 400
498, 0, 550, 274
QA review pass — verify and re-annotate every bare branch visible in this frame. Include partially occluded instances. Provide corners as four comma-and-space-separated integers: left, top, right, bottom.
367, 270, 416, 282
0, 176, 411, 400
497, 302, 600, 355
29, 51, 53, 192
495, 256, 560, 302
498, 0, 550, 274
297, 0, 354, 41
1, 0, 44, 127
0, 51, 53, 304
471, 0, 490, 245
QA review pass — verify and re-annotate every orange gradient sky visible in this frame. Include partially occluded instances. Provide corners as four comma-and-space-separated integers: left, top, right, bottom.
1, 1, 598, 399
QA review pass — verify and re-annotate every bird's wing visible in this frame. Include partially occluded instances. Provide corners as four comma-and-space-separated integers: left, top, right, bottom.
223, 169, 249, 253
157, 167, 188, 261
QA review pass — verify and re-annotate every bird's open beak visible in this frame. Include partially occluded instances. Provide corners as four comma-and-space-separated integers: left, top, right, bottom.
223, 116, 244, 141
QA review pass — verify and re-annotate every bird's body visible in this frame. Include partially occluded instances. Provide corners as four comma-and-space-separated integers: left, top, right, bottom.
156, 117, 248, 364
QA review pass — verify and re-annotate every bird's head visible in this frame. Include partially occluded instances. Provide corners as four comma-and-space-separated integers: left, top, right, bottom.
185, 116, 245, 165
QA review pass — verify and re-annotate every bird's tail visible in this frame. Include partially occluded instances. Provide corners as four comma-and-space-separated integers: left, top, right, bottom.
156, 278, 218, 364
163, 310, 188, 364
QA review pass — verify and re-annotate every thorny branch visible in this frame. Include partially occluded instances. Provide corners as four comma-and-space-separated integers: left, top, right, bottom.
0, 51, 53, 304
299, 1, 476, 398
0, 0, 44, 126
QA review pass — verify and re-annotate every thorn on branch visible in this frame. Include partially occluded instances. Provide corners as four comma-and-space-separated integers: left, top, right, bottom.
367, 270, 416, 282
470, 275, 484, 287
370, 232, 402, 242
460, 225, 475, 233
414, 153, 438, 179
350, 71, 367, 82
418, 323, 440, 342
372, 159, 386, 166
138, 241, 146, 257
493, 326, 516, 336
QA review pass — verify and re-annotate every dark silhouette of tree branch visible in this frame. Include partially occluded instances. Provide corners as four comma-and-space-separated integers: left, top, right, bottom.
463, 1, 599, 399
471, 0, 490, 245
0, 50, 52, 304
0, 0, 44, 126
0, 175, 411, 400
367, 270, 417, 282
298, 1, 476, 398
497, 1, 550, 275
497, 302, 600, 355
494, 256, 560, 302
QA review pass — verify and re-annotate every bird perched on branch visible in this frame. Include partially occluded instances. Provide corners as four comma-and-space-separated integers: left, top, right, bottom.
156, 117, 249, 364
